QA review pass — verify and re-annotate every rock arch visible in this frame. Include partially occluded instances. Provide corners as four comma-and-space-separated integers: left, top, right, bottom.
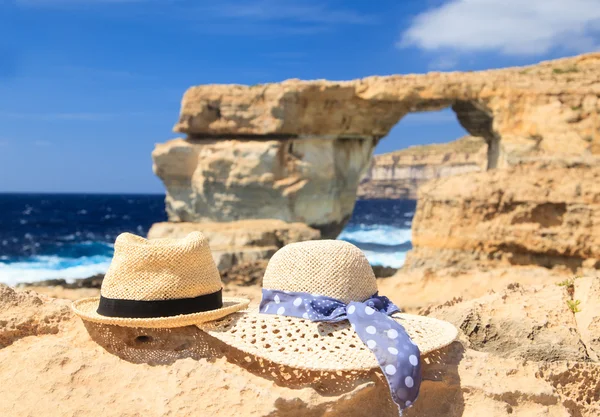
153, 53, 600, 239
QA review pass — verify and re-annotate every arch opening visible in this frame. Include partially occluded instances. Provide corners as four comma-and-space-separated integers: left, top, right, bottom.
342, 103, 498, 273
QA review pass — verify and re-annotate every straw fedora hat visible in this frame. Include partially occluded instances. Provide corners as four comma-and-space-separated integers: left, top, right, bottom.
72, 232, 249, 328
198, 240, 458, 371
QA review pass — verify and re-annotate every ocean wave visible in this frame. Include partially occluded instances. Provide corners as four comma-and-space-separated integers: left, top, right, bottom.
0, 254, 112, 286
338, 224, 412, 268
361, 250, 407, 268
0, 240, 114, 286
338, 224, 412, 246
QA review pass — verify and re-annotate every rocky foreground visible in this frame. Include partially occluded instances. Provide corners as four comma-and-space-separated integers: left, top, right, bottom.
1, 267, 598, 416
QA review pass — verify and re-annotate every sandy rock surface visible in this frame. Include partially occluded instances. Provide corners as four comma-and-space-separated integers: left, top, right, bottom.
425, 282, 590, 362
574, 276, 600, 360
379, 265, 571, 312
2, 271, 599, 416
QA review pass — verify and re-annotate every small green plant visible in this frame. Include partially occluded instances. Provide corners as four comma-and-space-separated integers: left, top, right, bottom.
567, 299, 582, 313
519, 69, 531, 75
553, 66, 579, 74
571, 105, 582, 111
558, 276, 582, 313
556, 275, 581, 288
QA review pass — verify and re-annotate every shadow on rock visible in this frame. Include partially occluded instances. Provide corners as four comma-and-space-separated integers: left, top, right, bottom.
84, 321, 466, 416
406, 342, 465, 417
83, 322, 222, 365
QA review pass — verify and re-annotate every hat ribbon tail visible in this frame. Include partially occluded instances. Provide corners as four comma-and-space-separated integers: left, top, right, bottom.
259, 288, 422, 414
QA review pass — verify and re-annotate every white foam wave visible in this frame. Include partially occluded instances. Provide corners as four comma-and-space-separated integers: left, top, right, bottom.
338, 224, 411, 246
0, 255, 111, 286
362, 250, 407, 268
337, 224, 412, 268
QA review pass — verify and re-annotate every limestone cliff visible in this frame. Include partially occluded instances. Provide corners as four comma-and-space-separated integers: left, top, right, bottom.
152, 137, 373, 238
358, 136, 487, 200
154, 53, 600, 238
406, 160, 600, 272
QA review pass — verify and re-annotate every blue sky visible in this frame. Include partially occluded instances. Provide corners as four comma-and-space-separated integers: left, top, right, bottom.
0, 0, 599, 193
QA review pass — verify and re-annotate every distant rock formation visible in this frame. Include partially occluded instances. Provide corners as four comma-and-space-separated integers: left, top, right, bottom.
357, 136, 487, 200
154, 53, 600, 238
153, 138, 371, 238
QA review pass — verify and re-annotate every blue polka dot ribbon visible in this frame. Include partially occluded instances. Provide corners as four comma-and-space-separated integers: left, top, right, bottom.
259, 288, 421, 413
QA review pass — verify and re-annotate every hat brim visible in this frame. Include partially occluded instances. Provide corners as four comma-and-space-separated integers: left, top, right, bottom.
197, 306, 458, 371
72, 296, 250, 328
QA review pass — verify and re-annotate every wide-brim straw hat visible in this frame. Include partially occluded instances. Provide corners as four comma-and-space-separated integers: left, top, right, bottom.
199, 240, 457, 371
73, 232, 249, 328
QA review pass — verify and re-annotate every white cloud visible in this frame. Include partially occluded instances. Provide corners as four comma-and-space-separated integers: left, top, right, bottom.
399, 0, 600, 56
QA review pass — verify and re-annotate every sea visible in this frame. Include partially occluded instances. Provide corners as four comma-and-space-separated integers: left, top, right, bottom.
0, 194, 415, 286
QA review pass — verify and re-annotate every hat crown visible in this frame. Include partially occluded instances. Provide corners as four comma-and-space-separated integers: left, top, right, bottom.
100, 232, 222, 301
262, 240, 378, 304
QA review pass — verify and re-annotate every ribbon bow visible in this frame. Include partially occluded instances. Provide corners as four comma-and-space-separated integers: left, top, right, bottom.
260, 289, 421, 412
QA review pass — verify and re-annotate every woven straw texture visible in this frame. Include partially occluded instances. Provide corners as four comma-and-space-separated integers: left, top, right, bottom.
101, 232, 221, 300
200, 308, 458, 370
198, 240, 458, 370
263, 240, 378, 304
72, 232, 249, 327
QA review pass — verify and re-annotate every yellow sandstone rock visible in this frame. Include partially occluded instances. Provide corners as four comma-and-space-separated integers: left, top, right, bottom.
2, 277, 599, 416
154, 53, 600, 239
